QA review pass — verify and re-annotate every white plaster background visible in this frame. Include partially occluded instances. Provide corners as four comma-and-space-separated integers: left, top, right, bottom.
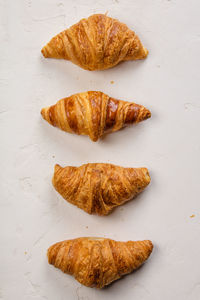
1, 0, 200, 299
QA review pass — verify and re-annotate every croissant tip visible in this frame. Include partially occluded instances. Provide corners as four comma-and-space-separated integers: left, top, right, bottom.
41, 46, 48, 58
54, 164, 61, 172
143, 47, 149, 58
139, 107, 151, 122
133, 240, 153, 258
40, 108, 45, 118
143, 240, 154, 258
41, 107, 51, 123
47, 247, 51, 260
145, 240, 154, 251
145, 109, 151, 120
141, 168, 151, 184
131, 45, 148, 60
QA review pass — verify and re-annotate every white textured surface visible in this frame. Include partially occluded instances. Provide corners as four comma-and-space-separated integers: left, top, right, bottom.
1, 0, 200, 299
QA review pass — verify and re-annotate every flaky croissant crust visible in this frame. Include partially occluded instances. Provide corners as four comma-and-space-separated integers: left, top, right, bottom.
41, 91, 151, 142
41, 14, 148, 70
52, 163, 150, 215
48, 237, 153, 288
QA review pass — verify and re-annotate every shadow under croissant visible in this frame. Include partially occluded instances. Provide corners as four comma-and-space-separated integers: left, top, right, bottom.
100, 183, 150, 216
103, 242, 156, 291
46, 254, 154, 290
48, 260, 152, 290
53, 184, 150, 217
40, 113, 150, 148
40, 49, 148, 75
102, 262, 150, 290
103, 56, 149, 74
99, 121, 148, 144
111, 185, 151, 215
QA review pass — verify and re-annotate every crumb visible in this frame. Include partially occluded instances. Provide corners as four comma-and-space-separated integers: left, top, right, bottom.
190, 214, 195, 218
52, 155, 55, 158
86, 226, 88, 229
24, 251, 27, 255
157, 65, 160, 68
120, 208, 124, 211
110, 80, 114, 84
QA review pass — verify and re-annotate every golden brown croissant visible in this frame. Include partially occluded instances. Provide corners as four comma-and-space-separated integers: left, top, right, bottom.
41, 91, 151, 142
52, 163, 150, 215
47, 237, 153, 288
41, 14, 148, 70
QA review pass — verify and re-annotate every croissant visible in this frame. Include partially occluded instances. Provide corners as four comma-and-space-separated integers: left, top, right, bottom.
41, 14, 148, 70
47, 237, 153, 288
52, 163, 150, 215
41, 91, 151, 142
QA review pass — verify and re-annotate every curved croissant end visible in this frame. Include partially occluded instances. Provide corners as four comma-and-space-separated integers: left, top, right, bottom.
41, 35, 68, 59
47, 237, 153, 288
52, 163, 151, 215
41, 14, 148, 70
41, 91, 151, 142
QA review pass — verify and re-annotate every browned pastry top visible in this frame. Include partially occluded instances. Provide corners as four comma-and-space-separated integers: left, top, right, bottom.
41, 14, 148, 70
52, 163, 150, 215
41, 91, 151, 141
48, 237, 153, 288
